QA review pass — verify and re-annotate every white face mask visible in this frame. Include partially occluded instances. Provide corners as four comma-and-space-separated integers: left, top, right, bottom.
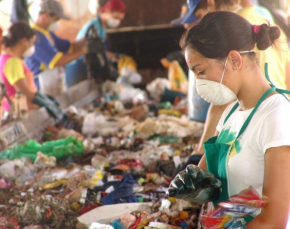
48, 21, 59, 32
106, 18, 121, 28
195, 50, 254, 105
23, 45, 35, 58
196, 57, 237, 105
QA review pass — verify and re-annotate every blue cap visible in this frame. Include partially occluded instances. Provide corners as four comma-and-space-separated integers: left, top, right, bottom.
181, 0, 202, 24
171, 4, 188, 26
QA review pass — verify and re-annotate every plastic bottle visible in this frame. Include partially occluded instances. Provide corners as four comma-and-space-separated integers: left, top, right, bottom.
13, 92, 28, 120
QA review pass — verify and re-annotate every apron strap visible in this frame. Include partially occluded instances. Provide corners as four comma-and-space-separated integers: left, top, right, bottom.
222, 63, 290, 142
264, 63, 290, 100
223, 102, 239, 125
235, 62, 290, 140
235, 87, 276, 140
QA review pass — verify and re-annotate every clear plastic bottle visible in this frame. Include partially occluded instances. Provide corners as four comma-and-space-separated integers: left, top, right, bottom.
13, 92, 27, 120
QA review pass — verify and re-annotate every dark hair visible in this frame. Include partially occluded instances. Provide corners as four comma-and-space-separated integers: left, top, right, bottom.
180, 11, 281, 59
2, 21, 35, 47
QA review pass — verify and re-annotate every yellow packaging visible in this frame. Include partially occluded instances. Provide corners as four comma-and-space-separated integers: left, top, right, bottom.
158, 109, 181, 117
91, 170, 103, 185
42, 179, 68, 189
168, 61, 188, 93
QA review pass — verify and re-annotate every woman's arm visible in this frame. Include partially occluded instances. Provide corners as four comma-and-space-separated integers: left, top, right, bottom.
13, 79, 36, 102
194, 103, 228, 155
72, 37, 87, 52
246, 146, 290, 228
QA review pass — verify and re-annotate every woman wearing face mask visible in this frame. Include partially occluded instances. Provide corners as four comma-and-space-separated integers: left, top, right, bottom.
184, 0, 290, 163
25, 0, 88, 95
65, 0, 126, 87
168, 11, 290, 228
0, 22, 38, 111
0, 21, 66, 121
77, 0, 126, 42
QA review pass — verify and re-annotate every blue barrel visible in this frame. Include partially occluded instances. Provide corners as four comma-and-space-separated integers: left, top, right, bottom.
188, 71, 210, 122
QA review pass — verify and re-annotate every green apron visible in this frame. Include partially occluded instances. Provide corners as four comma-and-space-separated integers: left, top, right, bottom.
204, 87, 275, 206
204, 63, 290, 206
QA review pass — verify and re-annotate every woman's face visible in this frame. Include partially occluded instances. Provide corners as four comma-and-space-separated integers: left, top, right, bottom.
21, 35, 36, 57
22, 35, 36, 50
185, 46, 240, 105
185, 47, 225, 83
28, 36, 36, 47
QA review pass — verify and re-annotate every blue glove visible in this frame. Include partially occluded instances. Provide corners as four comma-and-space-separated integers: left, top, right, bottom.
167, 164, 221, 204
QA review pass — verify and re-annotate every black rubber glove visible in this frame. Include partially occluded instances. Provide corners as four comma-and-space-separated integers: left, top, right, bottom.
46, 94, 60, 106
167, 164, 222, 204
32, 92, 66, 121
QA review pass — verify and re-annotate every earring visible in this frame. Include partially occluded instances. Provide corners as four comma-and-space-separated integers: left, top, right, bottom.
233, 65, 238, 70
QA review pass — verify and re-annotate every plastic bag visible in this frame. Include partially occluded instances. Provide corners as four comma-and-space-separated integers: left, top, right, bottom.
0, 137, 84, 162
200, 186, 268, 229
89, 222, 113, 229
85, 25, 112, 83
117, 55, 142, 85
168, 61, 188, 94
146, 78, 170, 100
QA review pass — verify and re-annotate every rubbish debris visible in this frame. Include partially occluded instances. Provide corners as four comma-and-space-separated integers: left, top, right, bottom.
0, 76, 204, 228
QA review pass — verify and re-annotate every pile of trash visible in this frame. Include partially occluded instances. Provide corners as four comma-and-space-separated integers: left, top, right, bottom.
0, 79, 205, 229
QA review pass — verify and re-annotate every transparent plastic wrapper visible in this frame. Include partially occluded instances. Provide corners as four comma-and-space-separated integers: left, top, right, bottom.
82, 113, 119, 136
13, 92, 28, 120
91, 154, 108, 169
200, 186, 268, 229
0, 158, 33, 180
119, 86, 147, 105
117, 55, 142, 85
146, 78, 170, 100
34, 152, 56, 169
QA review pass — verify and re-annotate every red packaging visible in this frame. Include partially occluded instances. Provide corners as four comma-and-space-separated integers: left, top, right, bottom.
201, 186, 267, 229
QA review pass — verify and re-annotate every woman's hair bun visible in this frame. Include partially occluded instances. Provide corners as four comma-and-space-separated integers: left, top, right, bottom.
255, 23, 281, 50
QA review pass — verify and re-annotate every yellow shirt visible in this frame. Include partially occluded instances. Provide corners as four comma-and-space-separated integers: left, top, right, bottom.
237, 6, 290, 89
4, 57, 25, 85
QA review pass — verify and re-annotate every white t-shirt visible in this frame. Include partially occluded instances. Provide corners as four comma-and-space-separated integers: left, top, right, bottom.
216, 94, 290, 197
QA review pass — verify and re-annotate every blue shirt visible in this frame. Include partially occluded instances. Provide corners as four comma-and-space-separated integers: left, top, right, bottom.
254, 5, 274, 23
76, 17, 106, 40
25, 24, 72, 75
66, 17, 107, 68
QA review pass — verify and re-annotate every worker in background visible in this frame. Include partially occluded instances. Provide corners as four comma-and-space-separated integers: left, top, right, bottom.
239, 0, 274, 22
65, 0, 126, 88
25, 0, 88, 96
170, 3, 188, 27
0, 22, 66, 121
